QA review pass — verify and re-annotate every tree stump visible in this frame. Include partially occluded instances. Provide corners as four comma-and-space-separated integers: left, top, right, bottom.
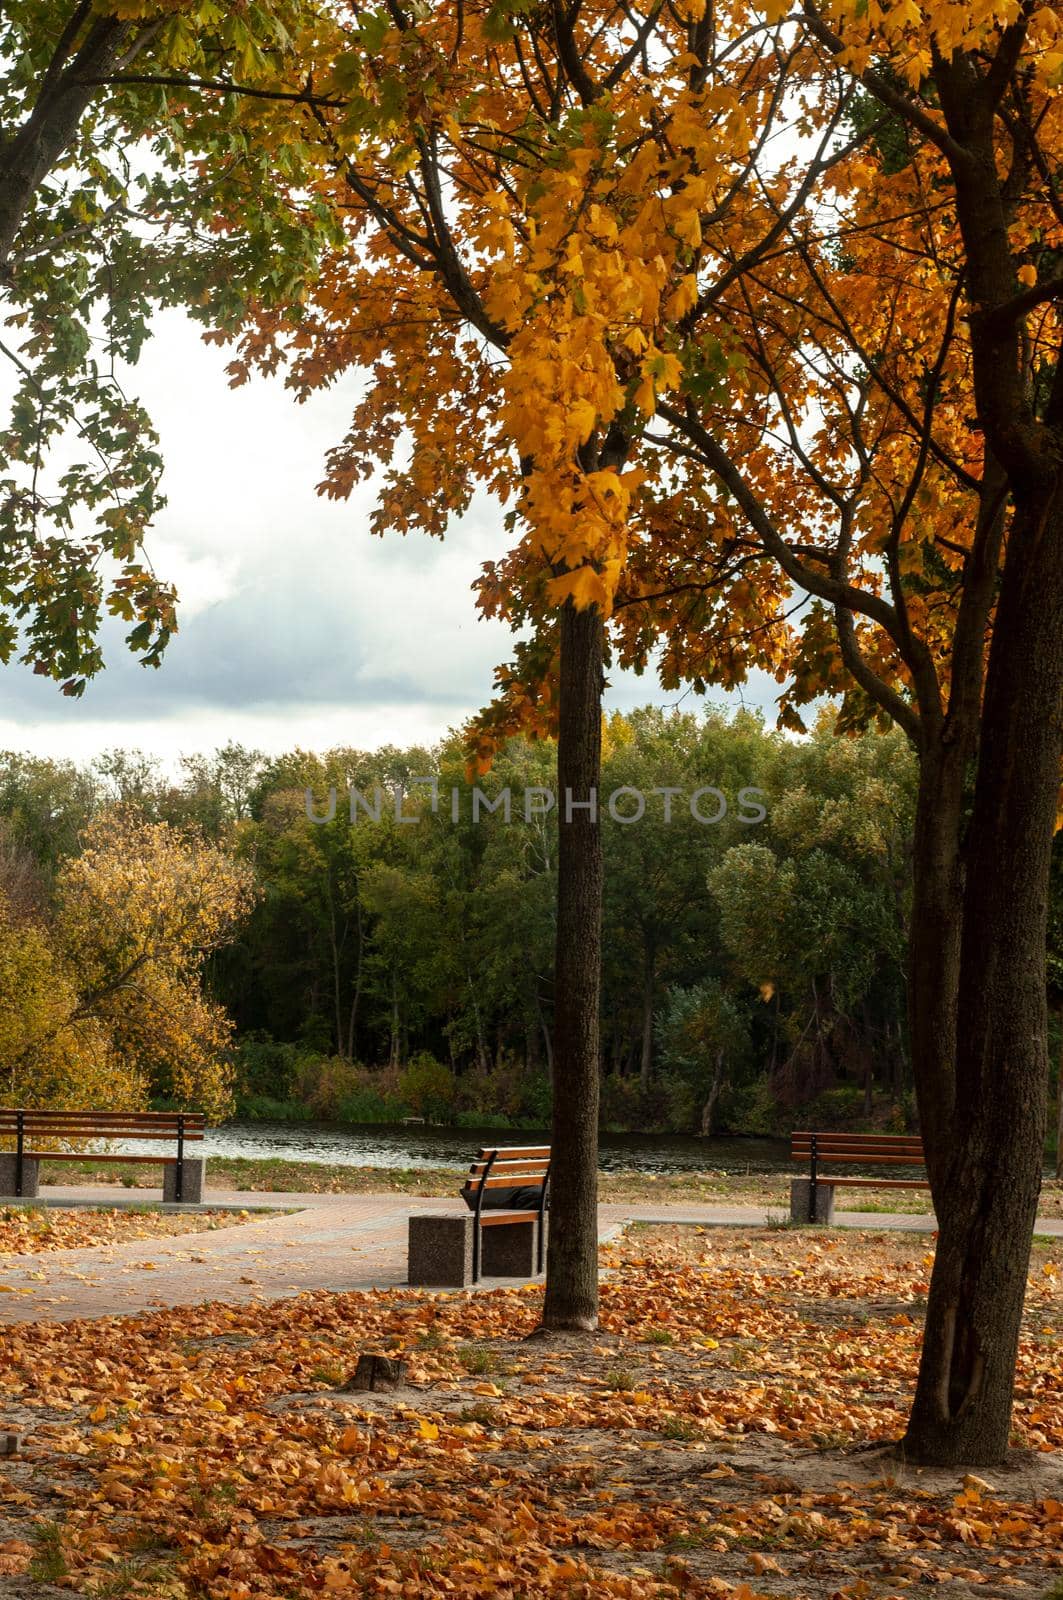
343, 1354, 407, 1392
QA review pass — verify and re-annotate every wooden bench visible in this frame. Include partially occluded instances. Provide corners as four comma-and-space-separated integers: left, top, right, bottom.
408, 1144, 550, 1287
791, 1131, 928, 1223
0, 1109, 207, 1204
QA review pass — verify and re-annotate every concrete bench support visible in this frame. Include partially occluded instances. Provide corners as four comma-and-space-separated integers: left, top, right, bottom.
482, 1217, 547, 1278
408, 1213, 475, 1287
0, 1155, 39, 1200
790, 1178, 835, 1224
163, 1159, 205, 1205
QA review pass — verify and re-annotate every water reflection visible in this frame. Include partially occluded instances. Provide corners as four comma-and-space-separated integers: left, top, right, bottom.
190, 1120, 791, 1174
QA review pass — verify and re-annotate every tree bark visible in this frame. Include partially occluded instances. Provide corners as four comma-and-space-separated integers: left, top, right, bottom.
907, 742, 968, 1198
541, 600, 604, 1331
389, 970, 400, 1069
0, 12, 152, 274
1057, 1018, 1063, 1182
905, 490, 1063, 1465
639, 941, 655, 1088
346, 893, 363, 1063
700, 1048, 726, 1136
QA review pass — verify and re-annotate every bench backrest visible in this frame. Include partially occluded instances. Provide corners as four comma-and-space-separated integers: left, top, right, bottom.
792, 1131, 924, 1166
462, 1145, 550, 1208
0, 1109, 205, 1143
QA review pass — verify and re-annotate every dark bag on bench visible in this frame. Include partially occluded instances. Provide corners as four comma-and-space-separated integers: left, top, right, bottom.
462, 1184, 544, 1213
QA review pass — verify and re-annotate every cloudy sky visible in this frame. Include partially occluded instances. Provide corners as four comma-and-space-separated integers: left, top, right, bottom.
0, 308, 783, 767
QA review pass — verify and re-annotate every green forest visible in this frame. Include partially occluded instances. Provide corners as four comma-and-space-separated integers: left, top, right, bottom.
6, 702, 1033, 1140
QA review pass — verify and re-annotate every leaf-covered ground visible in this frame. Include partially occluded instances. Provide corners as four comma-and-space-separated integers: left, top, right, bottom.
0, 1208, 254, 1259
0, 1226, 1061, 1599
41, 1159, 1063, 1218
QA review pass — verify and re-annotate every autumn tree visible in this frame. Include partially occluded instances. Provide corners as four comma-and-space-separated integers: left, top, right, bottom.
577, 1, 1063, 1464
0, 807, 253, 1115
206, 0, 853, 1334
56, 809, 256, 1118
0, 887, 117, 1109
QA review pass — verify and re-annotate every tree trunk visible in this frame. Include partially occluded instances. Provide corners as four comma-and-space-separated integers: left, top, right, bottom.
346, 893, 363, 1062
466, 973, 489, 1074
327, 887, 346, 1060
535, 986, 553, 1075
700, 1048, 726, 1136
639, 942, 655, 1088
1056, 1018, 1063, 1182
541, 601, 604, 1331
389, 970, 401, 1069
907, 744, 968, 1198
0, 16, 151, 273
905, 493, 1063, 1465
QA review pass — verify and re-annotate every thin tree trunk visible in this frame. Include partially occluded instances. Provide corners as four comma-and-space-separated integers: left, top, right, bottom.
327, 888, 346, 1061
639, 941, 655, 1088
390, 970, 401, 1069
538, 998, 554, 1077
905, 492, 1063, 1465
346, 893, 363, 1063
700, 1048, 726, 1136
466, 973, 489, 1074
1056, 1017, 1063, 1183
541, 600, 604, 1331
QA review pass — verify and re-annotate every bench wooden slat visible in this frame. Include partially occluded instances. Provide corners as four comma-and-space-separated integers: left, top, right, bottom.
791, 1145, 924, 1157
464, 1164, 547, 1177
792, 1135, 923, 1149
476, 1145, 550, 1159
794, 1158, 928, 1171
465, 1174, 547, 1191
7, 1126, 203, 1139
27, 1158, 181, 1171
816, 1177, 931, 1189
465, 1171, 548, 1185
466, 1160, 549, 1177
792, 1159, 924, 1169
0, 1110, 204, 1123
791, 1140, 923, 1153
479, 1211, 538, 1227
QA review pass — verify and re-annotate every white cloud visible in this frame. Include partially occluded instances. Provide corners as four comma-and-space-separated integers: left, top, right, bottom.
0, 307, 783, 760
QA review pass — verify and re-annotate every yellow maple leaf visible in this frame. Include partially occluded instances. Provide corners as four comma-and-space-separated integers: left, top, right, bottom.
546, 567, 609, 611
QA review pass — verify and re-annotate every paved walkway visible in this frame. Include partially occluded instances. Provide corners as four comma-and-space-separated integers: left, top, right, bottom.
0, 1186, 1060, 1324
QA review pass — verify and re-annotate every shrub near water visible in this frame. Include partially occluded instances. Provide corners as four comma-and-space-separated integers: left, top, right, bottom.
232, 1040, 554, 1129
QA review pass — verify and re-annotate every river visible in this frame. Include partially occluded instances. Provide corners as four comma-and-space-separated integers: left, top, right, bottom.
199, 1120, 791, 1175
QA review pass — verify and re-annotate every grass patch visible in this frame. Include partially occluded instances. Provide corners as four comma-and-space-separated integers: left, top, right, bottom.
458, 1343, 508, 1375
659, 1415, 699, 1441
29, 1521, 68, 1584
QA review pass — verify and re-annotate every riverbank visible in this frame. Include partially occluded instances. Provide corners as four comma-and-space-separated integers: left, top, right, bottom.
36, 1154, 1063, 1217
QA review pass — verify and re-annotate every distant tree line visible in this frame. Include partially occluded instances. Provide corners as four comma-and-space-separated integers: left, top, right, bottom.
0, 706, 956, 1135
